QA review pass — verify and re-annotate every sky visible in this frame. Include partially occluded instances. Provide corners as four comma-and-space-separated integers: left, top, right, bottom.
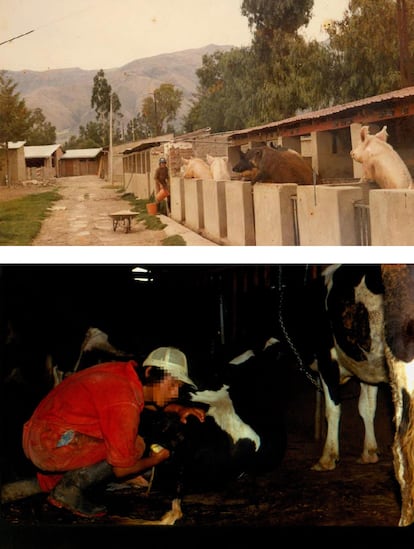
1, 0, 350, 72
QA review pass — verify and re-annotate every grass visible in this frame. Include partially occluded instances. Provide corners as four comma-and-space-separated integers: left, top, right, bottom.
121, 193, 187, 246
162, 234, 186, 246
122, 193, 166, 229
121, 193, 187, 245
0, 191, 62, 245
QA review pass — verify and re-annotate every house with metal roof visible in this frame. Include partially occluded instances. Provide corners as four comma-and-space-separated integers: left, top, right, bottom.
59, 148, 103, 177
24, 144, 64, 180
0, 141, 26, 185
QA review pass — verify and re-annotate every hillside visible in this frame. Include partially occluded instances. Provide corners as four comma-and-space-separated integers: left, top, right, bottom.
5, 44, 233, 143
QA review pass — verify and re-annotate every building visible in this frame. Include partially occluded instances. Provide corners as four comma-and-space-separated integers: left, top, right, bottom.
59, 148, 103, 177
0, 141, 26, 185
24, 144, 64, 180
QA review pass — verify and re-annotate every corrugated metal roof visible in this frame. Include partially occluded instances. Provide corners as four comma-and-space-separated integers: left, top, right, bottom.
229, 86, 414, 138
61, 148, 103, 159
24, 144, 62, 158
122, 136, 173, 155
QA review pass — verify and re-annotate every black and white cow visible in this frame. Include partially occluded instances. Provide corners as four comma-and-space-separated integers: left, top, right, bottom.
307, 264, 388, 472
381, 264, 414, 526
281, 264, 414, 527
139, 337, 287, 495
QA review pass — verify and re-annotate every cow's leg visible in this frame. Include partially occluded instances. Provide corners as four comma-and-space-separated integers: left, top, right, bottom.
357, 382, 380, 464
311, 378, 340, 471
384, 350, 414, 527
382, 264, 414, 526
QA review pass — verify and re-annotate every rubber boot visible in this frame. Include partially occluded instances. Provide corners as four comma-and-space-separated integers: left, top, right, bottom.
47, 460, 113, 517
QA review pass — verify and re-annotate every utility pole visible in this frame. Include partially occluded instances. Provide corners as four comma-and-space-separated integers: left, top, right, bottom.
153, 91, 158, 137
109, 92, 113, 185
396, 0, 411, 87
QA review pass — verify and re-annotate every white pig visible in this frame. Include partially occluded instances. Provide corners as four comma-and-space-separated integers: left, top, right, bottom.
350, 125, 412, 189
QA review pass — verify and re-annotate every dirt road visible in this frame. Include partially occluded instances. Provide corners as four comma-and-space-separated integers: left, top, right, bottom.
27, 176, 166, 246
0, 175, 216, 246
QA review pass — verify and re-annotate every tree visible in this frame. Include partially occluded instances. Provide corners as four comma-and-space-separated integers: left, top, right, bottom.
25, 108, 56, 145
186, 0, 414, 133
241, 0, 314, 34
184, 48, 258, 132
91, 69, 121, 121
90, 69, 122, 145
0, 72, 31, 144
0, 72, 31, 185
124, 114, 150, 141
325, 0, 413, 102
141, 83, 183, 136
64, 121, 104, 149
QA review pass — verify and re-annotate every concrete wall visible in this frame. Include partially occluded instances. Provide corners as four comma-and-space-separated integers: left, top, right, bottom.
253, 183, 297, 245
223, 180, 255, 246
370, 189, 414, 245
141, 174, 414, 246
170, 176, 185, 221
297, 185, 362, 245
123, 172, 150, 199
202, 179, 227, 243
183, 178, 204, 232
168, 179, 368, 246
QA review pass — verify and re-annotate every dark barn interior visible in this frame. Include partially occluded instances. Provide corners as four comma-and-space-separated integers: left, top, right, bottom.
0, 264, 407, 546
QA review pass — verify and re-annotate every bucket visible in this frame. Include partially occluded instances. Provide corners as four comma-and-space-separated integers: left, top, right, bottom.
156, 188, 170, 202
146, 202, 158, 215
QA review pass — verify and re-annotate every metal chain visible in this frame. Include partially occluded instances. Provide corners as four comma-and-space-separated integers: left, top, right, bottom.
277, 265, 322, 391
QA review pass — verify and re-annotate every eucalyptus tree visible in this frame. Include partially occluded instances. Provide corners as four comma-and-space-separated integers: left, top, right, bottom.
91, 69, 122, 145
25, 108, 56, 145
326, 0, 414, 102
140, 83, 183, 137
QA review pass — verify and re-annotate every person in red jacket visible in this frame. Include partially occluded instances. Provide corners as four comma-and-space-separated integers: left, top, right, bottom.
22, 346, 205, 518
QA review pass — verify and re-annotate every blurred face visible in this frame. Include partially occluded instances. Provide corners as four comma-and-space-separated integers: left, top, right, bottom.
152, 374, 182, 407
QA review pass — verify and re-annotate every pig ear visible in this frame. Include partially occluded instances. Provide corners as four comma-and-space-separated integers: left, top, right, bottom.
376, 126, 388, 142
360, 126, 370, 141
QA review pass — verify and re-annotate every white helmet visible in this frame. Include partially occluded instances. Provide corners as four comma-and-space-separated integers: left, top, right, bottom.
143, 347, 196, 387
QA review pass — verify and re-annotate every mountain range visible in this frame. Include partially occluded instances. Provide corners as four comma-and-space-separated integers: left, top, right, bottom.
5, 44, 233, 143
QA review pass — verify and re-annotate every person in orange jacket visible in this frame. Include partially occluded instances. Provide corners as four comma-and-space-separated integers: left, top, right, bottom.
22, 347, 205, 518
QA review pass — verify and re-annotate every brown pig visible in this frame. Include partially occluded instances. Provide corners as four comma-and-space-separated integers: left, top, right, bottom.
350, 125, 412, 189
233, 146, 320, 185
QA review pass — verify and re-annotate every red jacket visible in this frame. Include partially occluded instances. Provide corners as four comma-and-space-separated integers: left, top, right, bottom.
23, 361, 145, 490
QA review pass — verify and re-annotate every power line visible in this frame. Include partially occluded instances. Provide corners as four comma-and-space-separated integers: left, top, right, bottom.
0, 30, 34, 47
0, 1, 100, 47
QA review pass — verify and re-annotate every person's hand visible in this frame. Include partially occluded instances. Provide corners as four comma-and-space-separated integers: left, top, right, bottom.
178, 406, 206, 424
150, 445, 170, 464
